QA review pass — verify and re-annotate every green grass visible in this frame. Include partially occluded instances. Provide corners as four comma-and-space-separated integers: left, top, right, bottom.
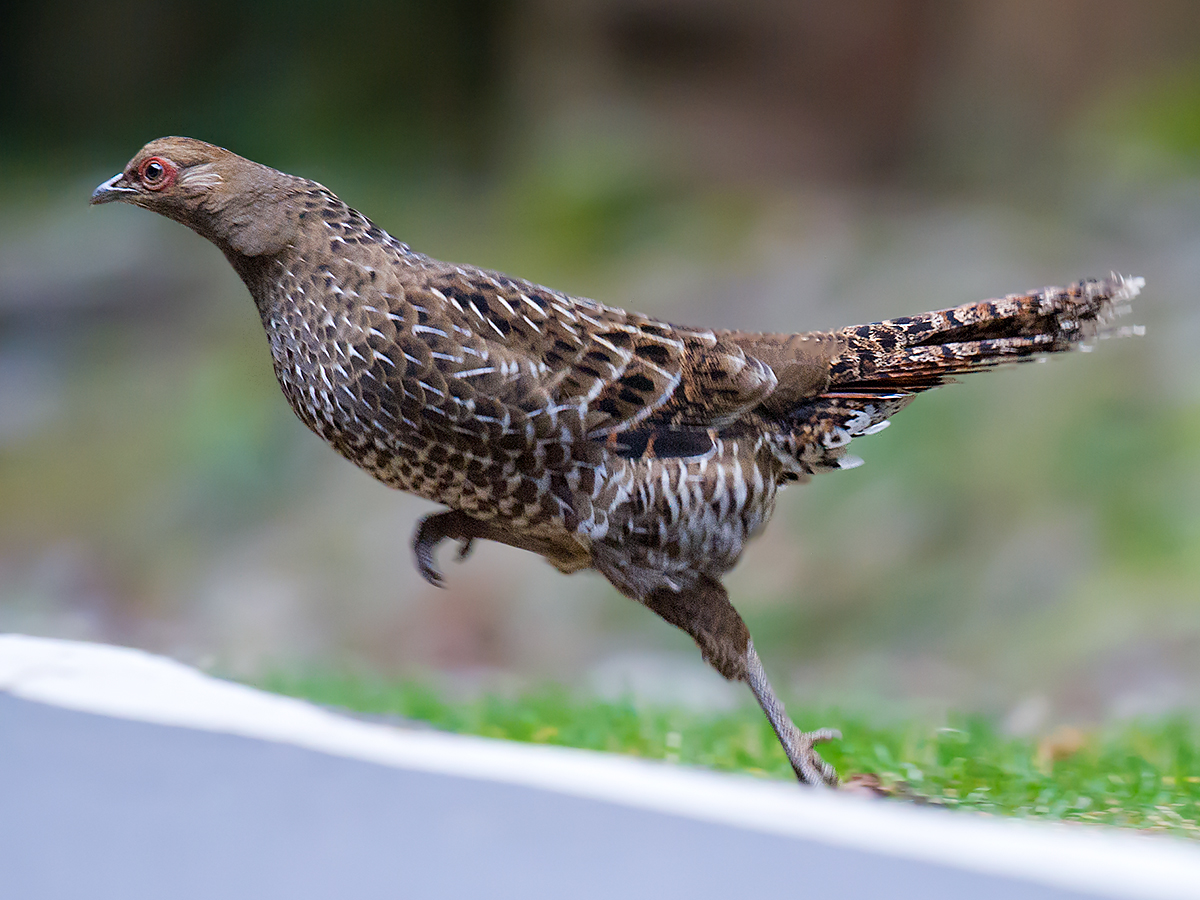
258, 671, 1200, 838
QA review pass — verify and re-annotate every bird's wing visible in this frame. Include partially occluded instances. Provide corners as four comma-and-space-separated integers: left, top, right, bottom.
386, 265, 781, 450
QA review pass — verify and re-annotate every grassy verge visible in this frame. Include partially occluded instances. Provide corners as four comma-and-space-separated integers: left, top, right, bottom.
258, 671, 1200, 839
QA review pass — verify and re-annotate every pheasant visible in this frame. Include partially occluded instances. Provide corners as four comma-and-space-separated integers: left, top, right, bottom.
92, 137, 1142, 786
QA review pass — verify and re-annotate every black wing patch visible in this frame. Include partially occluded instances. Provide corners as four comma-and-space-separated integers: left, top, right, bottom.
609, 428, 716, 460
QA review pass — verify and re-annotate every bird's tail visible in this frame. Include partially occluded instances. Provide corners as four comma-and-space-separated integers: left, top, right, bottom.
827, 274, 1144, 393
772, 275, 1144, 479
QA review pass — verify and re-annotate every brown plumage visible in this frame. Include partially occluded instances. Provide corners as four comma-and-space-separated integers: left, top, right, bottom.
93, 137, 1143, 786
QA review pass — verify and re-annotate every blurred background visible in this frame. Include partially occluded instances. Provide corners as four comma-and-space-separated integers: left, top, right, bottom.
1, 0, 1198, 729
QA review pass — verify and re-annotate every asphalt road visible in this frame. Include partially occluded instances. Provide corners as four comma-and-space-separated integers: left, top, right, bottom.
2, 636, 1198, 900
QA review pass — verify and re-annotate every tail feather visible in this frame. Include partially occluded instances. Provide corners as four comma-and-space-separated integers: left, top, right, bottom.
828, 274, 1144, 392
771, 275, 1143, 480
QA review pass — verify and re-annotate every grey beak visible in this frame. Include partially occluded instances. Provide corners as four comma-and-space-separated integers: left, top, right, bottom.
91, 173, 137, 205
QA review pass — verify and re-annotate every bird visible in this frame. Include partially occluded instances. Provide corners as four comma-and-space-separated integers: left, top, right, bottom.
92, 137, 1142, 786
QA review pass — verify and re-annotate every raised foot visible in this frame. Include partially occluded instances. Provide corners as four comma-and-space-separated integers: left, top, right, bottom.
786, 726, 841, 787
413, 510, 478, 587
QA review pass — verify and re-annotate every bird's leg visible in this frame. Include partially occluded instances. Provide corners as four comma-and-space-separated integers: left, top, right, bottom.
744, 642, 840, 787
640, 574, 840, 786
414, 511, 593, 586
413, 510, 480, 587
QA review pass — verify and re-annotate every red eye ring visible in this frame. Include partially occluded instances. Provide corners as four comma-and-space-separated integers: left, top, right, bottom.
138, 156, 176, 191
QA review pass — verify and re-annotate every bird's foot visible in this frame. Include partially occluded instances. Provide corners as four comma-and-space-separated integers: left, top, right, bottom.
413, 511, 478, 587
743, 642, 841, 786
784, 726, 841, 787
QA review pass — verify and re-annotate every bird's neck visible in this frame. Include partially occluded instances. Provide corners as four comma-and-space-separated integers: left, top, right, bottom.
172, 168, 312, 270
197, 182, 316, 313
223, 249, 278, 302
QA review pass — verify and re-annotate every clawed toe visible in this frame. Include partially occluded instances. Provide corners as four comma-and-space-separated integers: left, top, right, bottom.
413, 511, 477, 587
794, 727, 841, 787
414, 522, 447, 587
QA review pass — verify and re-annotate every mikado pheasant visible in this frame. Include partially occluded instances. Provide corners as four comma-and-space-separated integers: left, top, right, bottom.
93, 137, 1143, 785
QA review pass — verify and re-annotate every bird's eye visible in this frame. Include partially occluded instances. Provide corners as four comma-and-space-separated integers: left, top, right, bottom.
138, 156, 175, 190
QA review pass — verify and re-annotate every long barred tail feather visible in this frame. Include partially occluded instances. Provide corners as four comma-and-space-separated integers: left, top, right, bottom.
828, 274, 1144, 392
771, 275, 1144, 480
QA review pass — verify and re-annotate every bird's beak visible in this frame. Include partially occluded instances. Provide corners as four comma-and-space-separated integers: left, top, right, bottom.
90, 173, 137, 205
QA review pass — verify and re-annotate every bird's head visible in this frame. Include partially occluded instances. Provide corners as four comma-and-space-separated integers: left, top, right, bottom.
91, 137, 305, 258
